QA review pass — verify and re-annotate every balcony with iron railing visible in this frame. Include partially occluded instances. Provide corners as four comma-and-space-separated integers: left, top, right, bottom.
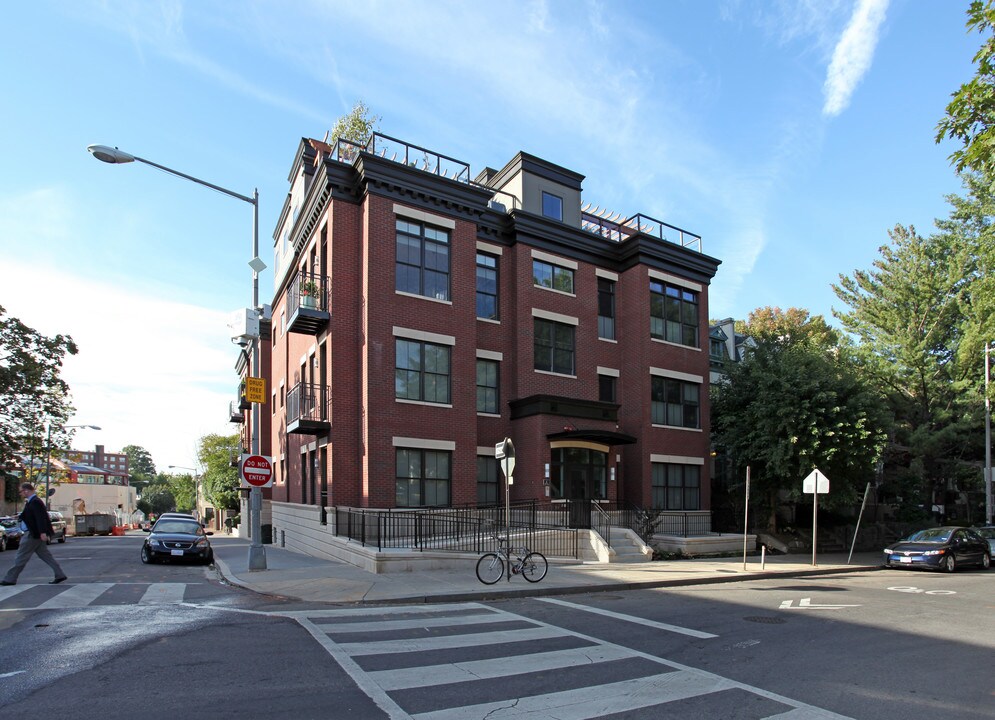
286, 381, 330, 436
287, 268, 329, 335
330, 131, 700, 252
228, 400, 244, 424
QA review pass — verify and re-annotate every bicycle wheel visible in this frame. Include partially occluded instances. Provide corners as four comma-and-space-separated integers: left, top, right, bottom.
476, 553, 505, 585
521, 552, 548, 582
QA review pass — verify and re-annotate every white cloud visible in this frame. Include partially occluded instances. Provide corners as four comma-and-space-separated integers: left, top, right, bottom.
823, 0, 889, 116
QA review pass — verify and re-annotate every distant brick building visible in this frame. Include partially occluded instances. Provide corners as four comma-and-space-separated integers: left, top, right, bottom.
250, 133, 720, 548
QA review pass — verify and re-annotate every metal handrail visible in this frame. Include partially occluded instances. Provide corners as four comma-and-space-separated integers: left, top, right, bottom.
591, 502, 613, 548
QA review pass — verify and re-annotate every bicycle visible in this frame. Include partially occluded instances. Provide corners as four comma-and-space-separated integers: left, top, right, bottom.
476, 541, 548, 585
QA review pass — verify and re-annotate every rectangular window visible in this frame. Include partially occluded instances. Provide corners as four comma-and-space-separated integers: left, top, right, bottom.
476, 456, 499, 505
533, 260, 574, 294
395, 339, 451, 404
651, 463, 701, 510
396, 448, 451, 507
534, 318, 575, 375
598, 278, 616, 340
396, 219, 450, 301
476, 253, 499, 320
598, 374, 616, 403
542, 191, 563, 221
476, 359, 499, 414
650, 281, 699, 347
710, 338, 725, 361
651, 377, 700, 428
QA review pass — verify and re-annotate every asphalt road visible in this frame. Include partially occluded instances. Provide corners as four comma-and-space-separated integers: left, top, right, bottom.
1, 536, 991, 719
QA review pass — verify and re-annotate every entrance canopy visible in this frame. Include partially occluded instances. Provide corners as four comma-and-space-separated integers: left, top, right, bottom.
546, 429, 637, 446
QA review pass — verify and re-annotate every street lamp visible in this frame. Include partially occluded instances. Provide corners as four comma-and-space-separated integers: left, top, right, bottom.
43, 423, 101, 504
985, 342, 993, 526
88, 143, 267, 570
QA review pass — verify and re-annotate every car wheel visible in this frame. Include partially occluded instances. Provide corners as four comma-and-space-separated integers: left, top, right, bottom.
0, 536, 5, 552
141, 545, 154, 564
943, 554, 956, 573
982, 553, 991, 570
58, 533, 66, 543
203, 551, 214, 566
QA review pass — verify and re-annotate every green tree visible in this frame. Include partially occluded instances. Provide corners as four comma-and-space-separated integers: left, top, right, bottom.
167, 472, 196, 512
0, 305, 77, 472
197, 433, 240, 512
328, 100, 380, 148
122, 444, 157, 492
712, 309, 889, 531
140, 480, 175, 516
833, 225, 982, 520
936, 1, 995, 176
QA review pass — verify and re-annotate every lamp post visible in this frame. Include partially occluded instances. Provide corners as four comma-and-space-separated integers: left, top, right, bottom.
43, 423, 101, 504
89, 143, 267, 570
985, 342, 993, 526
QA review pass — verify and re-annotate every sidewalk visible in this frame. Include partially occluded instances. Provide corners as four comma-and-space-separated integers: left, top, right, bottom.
210, 538, 884, 605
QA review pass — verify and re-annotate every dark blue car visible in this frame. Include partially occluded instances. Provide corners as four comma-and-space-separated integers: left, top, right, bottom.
884, 526, 991, 572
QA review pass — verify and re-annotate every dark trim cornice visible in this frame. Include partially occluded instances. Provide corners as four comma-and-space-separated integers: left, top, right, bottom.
489, 151, 585, 191
509, 394, 620, 422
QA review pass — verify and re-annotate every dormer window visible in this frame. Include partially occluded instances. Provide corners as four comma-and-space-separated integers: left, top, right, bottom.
542, 191, 563, 221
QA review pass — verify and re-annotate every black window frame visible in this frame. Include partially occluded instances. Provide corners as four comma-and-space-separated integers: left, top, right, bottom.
598, 277, 616, 340
476, 358, 500, 414
650, 280, 699, 347
541, 191, 563, 221
650, 376, 700, 428
534, 318, 575, 375
532, 260, 574, 294
475, 252, 499, 320
395, 218, 450, 301
395, 339, 451, 404
396, 448, 451, 508
598, 374, 616, 403
476, 456, 500, 505
651, 463, 701, 510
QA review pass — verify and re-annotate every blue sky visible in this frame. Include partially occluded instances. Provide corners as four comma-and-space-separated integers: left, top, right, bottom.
0, 0, 979, 470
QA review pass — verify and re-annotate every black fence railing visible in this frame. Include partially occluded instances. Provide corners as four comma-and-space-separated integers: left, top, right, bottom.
286, 382, 328, 425
650, 511, 714, 537
288, 268, 328, 314
334, 501, 581, 558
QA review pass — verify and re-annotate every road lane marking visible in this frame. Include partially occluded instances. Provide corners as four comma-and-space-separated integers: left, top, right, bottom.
778, 598, 860, 610
337, 625, 564, 656
537, 597, 718, 638
0, 671, 26, 679
36, 583, 113, 609
139, 583, 187, 604
0, 585, 34, 602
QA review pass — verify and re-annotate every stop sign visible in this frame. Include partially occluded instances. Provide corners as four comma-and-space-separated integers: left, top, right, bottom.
241, 454, 273, 488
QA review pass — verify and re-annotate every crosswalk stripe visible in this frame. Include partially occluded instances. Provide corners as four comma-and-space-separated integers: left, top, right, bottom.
286, 603, 484, 620
410, 670, 735, 720
371, 643, 636, 691
36, 583, 114, 609
537, 597, 718, 638
0, 585, 34, 602
319, 609, 503, 635
139, 583, 187, 605
338, 625, 563, 656
763, 709, 853, 719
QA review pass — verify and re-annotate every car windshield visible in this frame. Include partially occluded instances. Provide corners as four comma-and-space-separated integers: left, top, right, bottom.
907, 528, 952, 543
153, 521, 203, 535
0, 518, 16, 528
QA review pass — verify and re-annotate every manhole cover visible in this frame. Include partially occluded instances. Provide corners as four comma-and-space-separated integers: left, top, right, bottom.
743, 616, 786, 624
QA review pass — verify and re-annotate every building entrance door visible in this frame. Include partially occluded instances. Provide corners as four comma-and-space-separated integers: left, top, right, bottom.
566, 468, 592, 529
551, 447, 607, 529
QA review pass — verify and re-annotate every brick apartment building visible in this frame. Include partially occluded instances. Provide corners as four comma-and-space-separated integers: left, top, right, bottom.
242, 132, 721, 548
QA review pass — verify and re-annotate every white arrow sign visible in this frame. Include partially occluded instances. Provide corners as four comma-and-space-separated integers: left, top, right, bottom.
778, 598, 860, 610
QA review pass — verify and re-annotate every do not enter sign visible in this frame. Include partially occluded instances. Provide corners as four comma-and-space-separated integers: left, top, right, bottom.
241, 454, 273, 488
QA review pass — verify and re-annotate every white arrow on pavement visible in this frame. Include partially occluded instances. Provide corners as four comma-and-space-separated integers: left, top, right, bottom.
779, 598, 861, 610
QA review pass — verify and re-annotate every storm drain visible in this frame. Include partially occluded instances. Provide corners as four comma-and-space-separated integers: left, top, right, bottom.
743, 616, 786, 624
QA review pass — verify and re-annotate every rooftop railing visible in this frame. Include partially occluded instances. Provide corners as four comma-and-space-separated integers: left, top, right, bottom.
333, 132, 472, 183
582, 207, 702, 253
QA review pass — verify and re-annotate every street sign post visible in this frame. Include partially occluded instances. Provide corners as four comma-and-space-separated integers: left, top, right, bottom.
802, 468, 829, 566
240, 454, 273, 488
495, 438, 515, 545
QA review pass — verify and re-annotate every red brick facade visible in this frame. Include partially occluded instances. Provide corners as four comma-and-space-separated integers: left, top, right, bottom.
260, 137, 721, 517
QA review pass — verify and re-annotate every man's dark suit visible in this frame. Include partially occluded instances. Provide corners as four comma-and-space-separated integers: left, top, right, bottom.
19, 494, 54, 539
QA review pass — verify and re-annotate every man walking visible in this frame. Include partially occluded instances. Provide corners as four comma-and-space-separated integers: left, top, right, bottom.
1, 483, 67, 586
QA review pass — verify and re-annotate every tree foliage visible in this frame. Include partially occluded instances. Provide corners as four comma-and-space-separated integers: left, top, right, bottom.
122, 444, 157, 486
139, 480, 175, 516
166, 472, 196, 513
0, 305, 77, 472
936, 1, 995, 176
197, 433, 240, 511
328, 101, 380, 148
712, 308, 889, 531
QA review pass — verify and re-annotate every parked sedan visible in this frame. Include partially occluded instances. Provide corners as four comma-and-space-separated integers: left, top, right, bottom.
883, 526, 991, 572
141, 518, 214, 565
976, 526, 995, 555
47, 511, 67, 543
0, 516, 23, 551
